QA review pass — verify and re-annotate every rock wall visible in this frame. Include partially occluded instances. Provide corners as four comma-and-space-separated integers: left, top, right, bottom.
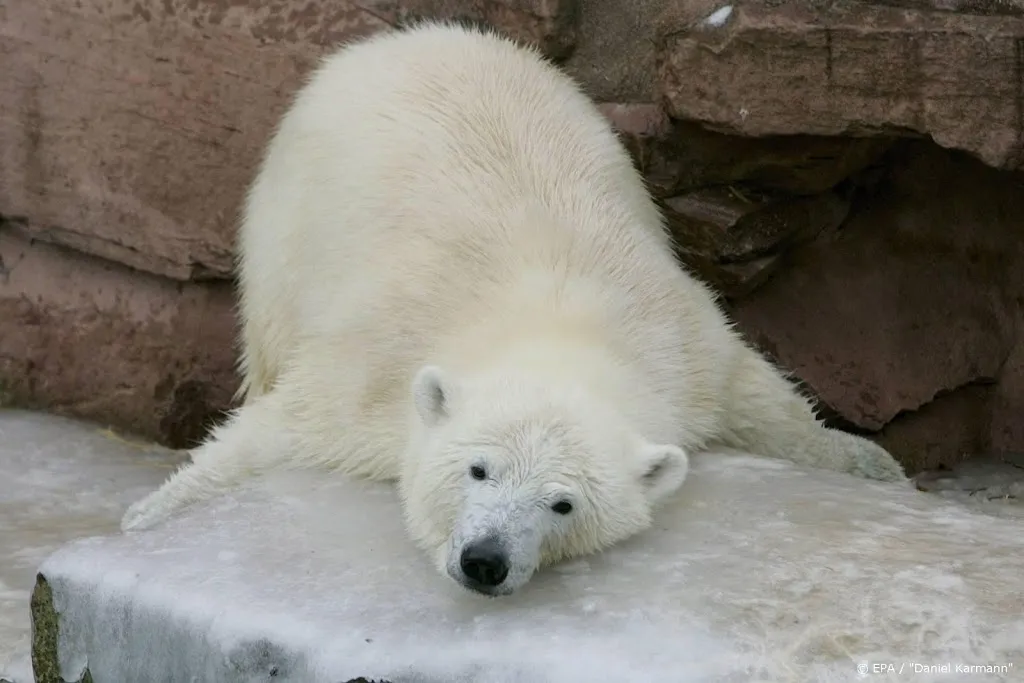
2, 0, 1023, 472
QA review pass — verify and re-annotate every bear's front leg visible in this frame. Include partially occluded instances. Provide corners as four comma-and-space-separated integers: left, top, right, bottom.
121, 457, 231, 531
121, 391, 298, 531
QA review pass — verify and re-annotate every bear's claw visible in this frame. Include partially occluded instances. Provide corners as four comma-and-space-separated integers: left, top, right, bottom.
120, 463, 206, 532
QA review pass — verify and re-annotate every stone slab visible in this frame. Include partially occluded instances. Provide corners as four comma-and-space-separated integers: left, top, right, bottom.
657, 0, 1024, 170
32, 452, 1024, 682
731, 140, 1022, 437
0, 0, 579, 281
0, 229, 239, 447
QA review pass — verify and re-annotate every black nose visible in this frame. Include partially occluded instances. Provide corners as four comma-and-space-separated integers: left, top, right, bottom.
459, 537, 509, 587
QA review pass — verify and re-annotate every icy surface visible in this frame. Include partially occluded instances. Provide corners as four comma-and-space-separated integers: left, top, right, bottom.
0, 410, 187, 682
37, 447, 1024, 682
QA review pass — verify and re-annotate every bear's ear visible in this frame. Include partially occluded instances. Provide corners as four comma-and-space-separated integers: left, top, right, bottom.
637, 442, 689, 504
412, 365, 453, 426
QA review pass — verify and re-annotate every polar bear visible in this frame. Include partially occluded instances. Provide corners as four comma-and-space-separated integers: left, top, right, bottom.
122, 20, 906, 596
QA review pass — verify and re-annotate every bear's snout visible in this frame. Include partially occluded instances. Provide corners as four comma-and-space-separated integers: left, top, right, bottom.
459, 536, 509, 589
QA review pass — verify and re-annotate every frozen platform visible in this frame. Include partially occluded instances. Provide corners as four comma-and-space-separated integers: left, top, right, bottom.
28, 445, 1024, 682
0, 410, 188, 683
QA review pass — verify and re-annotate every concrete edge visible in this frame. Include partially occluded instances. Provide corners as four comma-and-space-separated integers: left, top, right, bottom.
28, 572, 394, 683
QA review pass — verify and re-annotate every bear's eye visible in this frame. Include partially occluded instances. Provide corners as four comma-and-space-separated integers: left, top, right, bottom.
551, 500, 573, 515
470, 465, 487, 480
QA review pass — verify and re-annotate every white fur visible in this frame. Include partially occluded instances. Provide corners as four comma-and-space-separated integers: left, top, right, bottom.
122, 21, 907, 595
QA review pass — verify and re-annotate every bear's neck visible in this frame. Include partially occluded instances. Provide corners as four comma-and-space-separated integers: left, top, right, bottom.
434, 266, 645, 403
440, 320, 634, 406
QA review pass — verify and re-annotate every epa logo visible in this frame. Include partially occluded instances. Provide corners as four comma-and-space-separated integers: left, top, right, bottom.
857, 661, 902, 677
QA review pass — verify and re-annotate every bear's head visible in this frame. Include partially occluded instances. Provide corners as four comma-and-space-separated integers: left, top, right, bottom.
399, 365, 689, 597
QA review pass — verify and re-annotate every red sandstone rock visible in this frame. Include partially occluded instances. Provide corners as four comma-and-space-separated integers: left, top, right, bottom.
364, 0, 582, 59
0, 1, 331, 280
660, 187, 850, 299
600, 107, 894, 198
664, 187, 850, 263
731, 141, 1023, 430
876, 384, 995, 474
0, 0, 579, 282
0, 226, 239, 447
657, 0, 1024, 171
991, 321, 1024, 454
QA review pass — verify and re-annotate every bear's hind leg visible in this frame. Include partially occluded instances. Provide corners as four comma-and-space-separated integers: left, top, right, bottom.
818, 426, 907, 482
718, 343, 907, 483
120, 391, 298, 531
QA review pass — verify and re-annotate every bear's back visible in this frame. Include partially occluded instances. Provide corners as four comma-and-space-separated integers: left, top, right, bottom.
235, 22, 721, 423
